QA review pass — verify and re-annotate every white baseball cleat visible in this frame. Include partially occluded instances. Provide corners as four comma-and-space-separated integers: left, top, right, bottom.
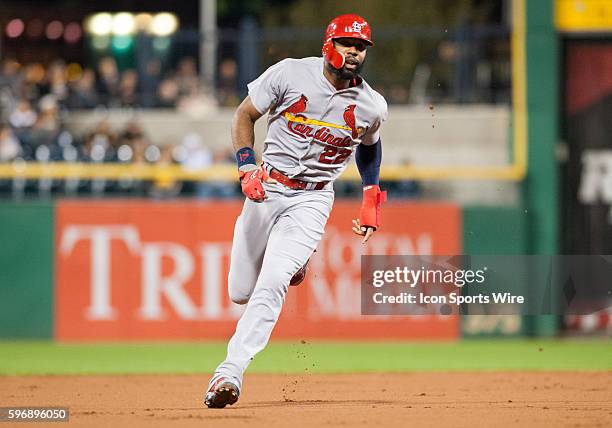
204, 376, 240, 409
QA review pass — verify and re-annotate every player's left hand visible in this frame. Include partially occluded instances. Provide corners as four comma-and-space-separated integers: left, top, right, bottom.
352, 218, 375, 244
354, 185, 386, 243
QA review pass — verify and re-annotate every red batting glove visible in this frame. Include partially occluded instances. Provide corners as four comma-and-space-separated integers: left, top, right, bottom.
359, 185, 387, 229
239, 165, 268, 202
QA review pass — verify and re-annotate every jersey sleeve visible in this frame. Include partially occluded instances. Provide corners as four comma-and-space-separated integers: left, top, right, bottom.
361, 94, 388, 146
247, 60, 289, 114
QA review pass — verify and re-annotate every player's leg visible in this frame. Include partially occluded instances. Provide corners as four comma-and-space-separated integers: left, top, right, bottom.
213, 190, 333, 391
226, 198, 275, 304
205, 196, 282, 408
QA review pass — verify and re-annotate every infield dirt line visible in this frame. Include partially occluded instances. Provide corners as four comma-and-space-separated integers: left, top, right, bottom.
1, 372, 610, 427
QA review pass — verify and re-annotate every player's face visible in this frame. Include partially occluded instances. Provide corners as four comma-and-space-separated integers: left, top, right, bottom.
333, 38, 369, 79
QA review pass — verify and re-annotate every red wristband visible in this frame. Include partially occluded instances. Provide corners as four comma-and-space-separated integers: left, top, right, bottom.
359, 185, 387, 229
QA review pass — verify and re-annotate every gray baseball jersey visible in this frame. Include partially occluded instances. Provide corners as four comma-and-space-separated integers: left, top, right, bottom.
248, 57, 388, 181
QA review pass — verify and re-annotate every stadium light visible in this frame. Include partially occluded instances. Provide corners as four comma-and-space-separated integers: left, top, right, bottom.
5, 19, 25, 38
91, 36, 111, 50
64, 22, 82, 43
46, 20, 64, 40
112, 12, 135, 36
134, 13, 153, 31
150, 13, 179, 36
86, 13, 113, 36
152, 37, 171, 51
112, 35, 133, 51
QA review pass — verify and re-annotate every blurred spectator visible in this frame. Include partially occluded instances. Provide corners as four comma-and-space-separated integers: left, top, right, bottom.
177, 82, 217, 117
35, 95, 60, 130
0, 123, 21, 161
46, 61, 69, 106
22, 63, 46, 102
213, 147, 236, 164
150, 143, 182, 199
92, 120, 116, 150
171, 57, 218, 115
119, 69, 139, 107
9, 99, 37, 129
29, 95, 61, 147
217, 58, 240, 107
178, 133, 222, 199
139, 58, 162, 108
131, 135, 148, 164
2, 55, 223, 111
411, 41, 460, 104
176, 57, 199, 96
68, 69, 98, 108
83, 133, 106, 163
96, 57, 121, 107
0, 59, 21, 90
157, 78, 180, 108
120, 119, 144, 141
181, 133, 212, 169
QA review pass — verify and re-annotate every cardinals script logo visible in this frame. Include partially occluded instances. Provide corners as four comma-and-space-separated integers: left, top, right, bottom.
281, 95, 365, 165
281, 95, 364, 142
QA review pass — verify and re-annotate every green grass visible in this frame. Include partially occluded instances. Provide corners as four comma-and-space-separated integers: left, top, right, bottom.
0, 340, 610, 375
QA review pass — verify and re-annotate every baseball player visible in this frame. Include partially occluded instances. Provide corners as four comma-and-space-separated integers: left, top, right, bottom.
205, 14, 387, 408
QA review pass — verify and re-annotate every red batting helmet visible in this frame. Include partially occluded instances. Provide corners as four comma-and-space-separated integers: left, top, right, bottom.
322, 14, 374, 69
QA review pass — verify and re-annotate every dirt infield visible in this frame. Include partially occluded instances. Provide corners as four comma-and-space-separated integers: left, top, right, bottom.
1, 373, 610, 427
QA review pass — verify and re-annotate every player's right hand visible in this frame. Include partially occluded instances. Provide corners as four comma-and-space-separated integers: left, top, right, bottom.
239, 165, 277, 202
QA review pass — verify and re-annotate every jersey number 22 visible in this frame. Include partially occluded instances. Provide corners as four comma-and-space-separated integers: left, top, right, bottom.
319, 147, 352, 164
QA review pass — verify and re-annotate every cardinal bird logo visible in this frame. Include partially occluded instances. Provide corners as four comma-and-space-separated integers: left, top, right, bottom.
343, 104, 359, 139
282, 94, 308, 116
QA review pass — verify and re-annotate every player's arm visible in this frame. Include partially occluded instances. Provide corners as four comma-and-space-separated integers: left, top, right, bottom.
352, 139, 386, 243
232, 96, 276, 202
232, 96, 263, 153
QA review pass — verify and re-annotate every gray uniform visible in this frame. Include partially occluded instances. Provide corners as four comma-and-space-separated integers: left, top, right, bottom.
213, 56, 387, 389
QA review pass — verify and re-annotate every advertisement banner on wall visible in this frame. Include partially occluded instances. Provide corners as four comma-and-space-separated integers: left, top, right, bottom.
562, 40, 612, 334
55, 200, 461, 341
563, 41, 612, 254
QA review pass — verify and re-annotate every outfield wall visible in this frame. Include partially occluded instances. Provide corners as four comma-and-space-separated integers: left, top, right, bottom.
0, 200, 533, 340
0, 202, 54, 338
